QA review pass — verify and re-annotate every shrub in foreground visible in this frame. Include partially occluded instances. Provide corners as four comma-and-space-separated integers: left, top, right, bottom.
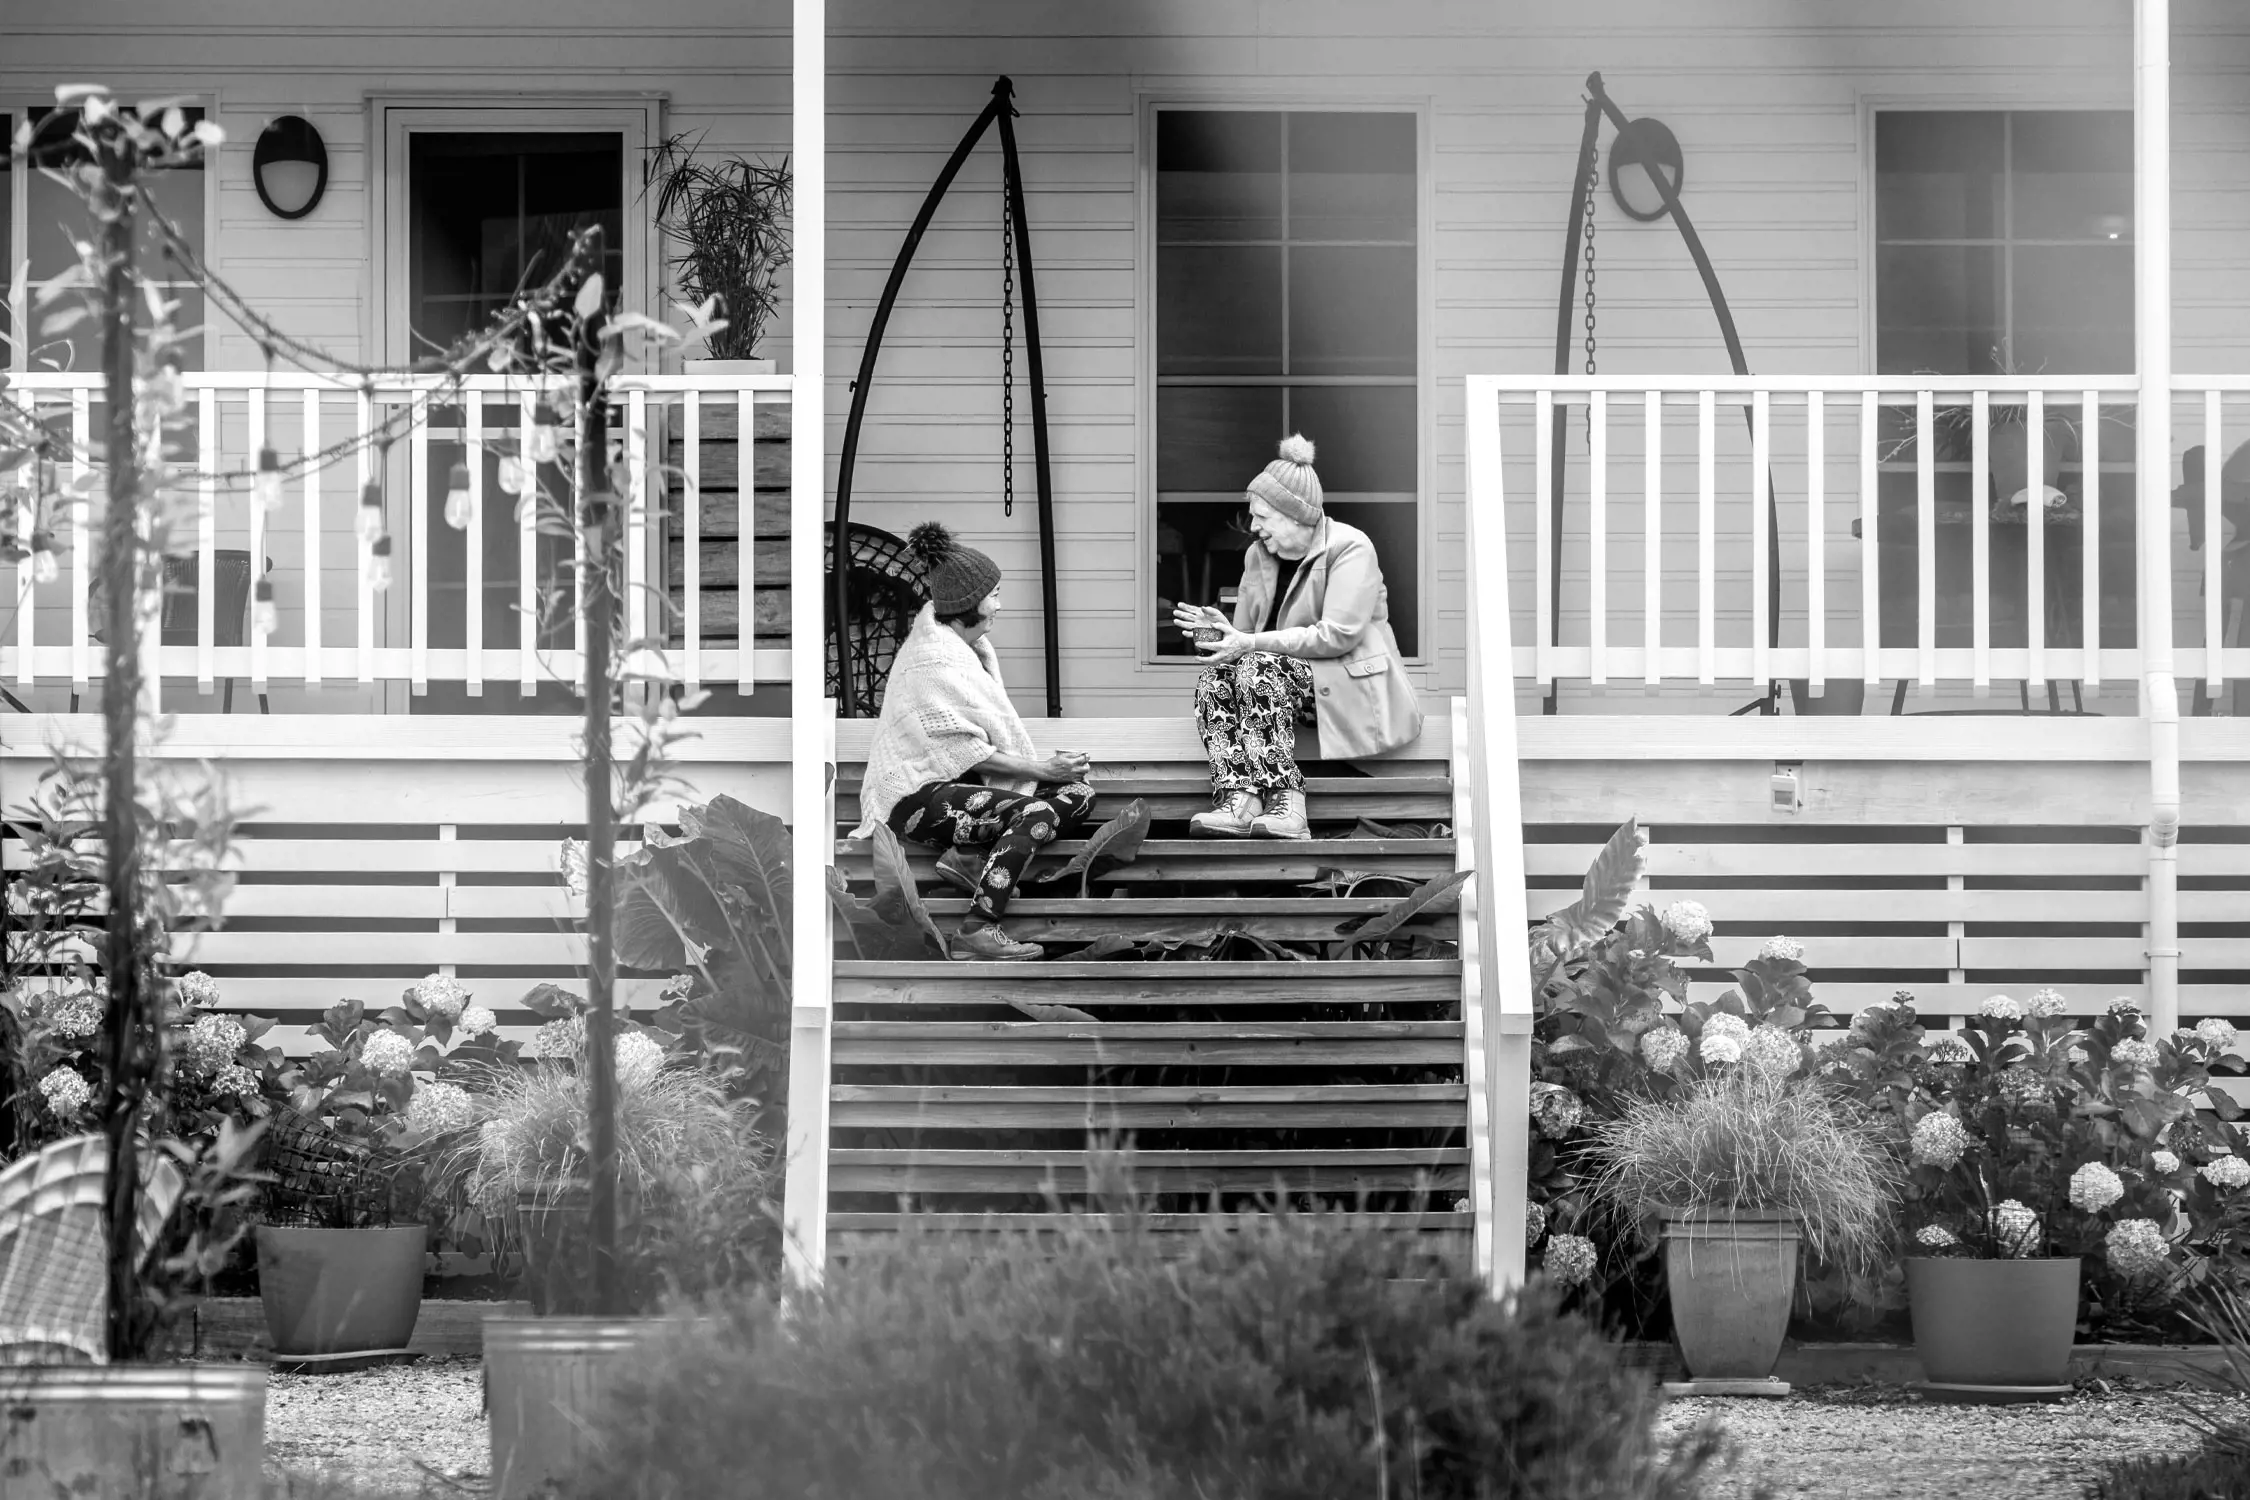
568, 1204, 1729, 1500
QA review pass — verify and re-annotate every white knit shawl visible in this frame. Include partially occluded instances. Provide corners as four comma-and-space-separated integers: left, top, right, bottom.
850, 604, 1038, 837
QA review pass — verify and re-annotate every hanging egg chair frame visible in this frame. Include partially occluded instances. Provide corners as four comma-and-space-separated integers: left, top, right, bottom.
1551, 71, 1782, 716
831, 75, 1060, 719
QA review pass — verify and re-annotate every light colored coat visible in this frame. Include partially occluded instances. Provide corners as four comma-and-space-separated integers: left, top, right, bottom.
1231, 517, 1424, 761
850, 604, 1037, 836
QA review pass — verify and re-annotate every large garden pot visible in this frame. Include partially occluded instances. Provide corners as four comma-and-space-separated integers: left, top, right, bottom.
513, 1189, 593, 1316
1906, 1256, 2081, 1392
485, 1316, 671, 1500
0, 1365, 264, 1499
1662, 1210, 1799, 1380
255, 1224, 427, 1360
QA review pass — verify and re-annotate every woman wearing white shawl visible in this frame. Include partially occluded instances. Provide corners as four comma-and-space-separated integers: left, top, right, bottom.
855, 523, 1096, 961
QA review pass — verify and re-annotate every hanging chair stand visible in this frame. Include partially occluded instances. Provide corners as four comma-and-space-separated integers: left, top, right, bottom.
1550, 71, 1781, 716
830, 75, 1060, 719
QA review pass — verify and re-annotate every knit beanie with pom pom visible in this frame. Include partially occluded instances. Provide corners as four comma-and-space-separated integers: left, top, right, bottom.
1247, 434, 1323, 526
906, 521, 1003, 617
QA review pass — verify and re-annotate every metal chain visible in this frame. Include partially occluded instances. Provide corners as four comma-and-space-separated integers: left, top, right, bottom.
1582, 149, 1599, 378
1001, 194, 1017, 519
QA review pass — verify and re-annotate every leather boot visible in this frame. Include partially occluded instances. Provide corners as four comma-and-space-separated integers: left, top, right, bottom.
1249, 787, 1309, 840
1189, 789, 1263, 838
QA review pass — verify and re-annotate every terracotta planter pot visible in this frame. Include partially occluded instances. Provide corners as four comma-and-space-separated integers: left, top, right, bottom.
485, 1316, 673, 1500
0, 1366, 265, 1499
255, 1224, 427, 1359
1662, 1210, 1799, 1380
1907, 1256, 2081, 1390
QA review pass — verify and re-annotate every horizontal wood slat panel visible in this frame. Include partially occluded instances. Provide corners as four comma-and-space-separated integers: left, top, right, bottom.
1522, 843, 2149, 878
827, 1148, 1470, 1194
829, 1084, 1469, 1129
1533, 889, 2134, 924
826, 1211, 1472, 1234
833, 960, 1460, 1007
832, 1020, 1462, 1067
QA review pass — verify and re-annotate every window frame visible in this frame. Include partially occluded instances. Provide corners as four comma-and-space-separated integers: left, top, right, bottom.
3, 91, 222, 374
1858, 96, 2135, 378
1135, 94, 1433, 668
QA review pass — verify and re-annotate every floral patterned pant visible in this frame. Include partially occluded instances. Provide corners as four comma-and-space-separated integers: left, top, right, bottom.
1193, 651, 1316, 801
887, 779, 1098, 924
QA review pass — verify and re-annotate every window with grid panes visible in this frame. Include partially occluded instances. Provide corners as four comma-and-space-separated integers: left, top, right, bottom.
1153, 109, 1418, 658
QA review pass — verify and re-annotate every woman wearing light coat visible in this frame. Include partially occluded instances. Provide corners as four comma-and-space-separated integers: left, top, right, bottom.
1170, 435, 1423, 838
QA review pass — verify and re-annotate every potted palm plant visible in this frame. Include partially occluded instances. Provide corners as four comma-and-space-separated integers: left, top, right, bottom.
649, 133, 792, 371
1584, 1063, 1901, 1394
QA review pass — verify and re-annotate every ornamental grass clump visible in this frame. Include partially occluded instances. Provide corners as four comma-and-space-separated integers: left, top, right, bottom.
562, 1194, 1731, 1500
1583, 1069, 1903, 1273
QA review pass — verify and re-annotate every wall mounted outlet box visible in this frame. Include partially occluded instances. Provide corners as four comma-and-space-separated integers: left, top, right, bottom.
1771, 763, 1803, 814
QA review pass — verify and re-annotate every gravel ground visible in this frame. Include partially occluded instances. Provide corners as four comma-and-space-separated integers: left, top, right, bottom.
264, 1356, 488, 1496
1657, 1384, 2250, 1500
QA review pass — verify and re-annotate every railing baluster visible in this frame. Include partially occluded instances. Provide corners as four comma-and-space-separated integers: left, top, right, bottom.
1643, 390, 1661, 687
1860, 390, 1879, 689
1697, 389, 1715, 687
302, 390, 321, 689
1751, 388, 1769, 691
1973, 390, 1991, 694
2082, 389, 2101, 691
248, 387, 268, 695
684, 390, 701, 693
1533, 389, 1554, 692
357, 389, 375, 686
465, 393, 484, 698
519, 389, 537, 697
739, 389, 755, 696
198, 387, 217, 696
1806, 390, 1825, 697
627, 388, 649, 667
2027, 391, 2046, 691
2207, 389, 2223, 698
71, 389, 91, 695
1588, 389, 1606, 687
9, 389, 29, 692
1917, 389, 1935, 690
410, 391, 430, 696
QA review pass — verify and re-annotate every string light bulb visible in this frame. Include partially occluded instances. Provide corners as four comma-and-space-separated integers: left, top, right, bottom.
443, 462, 473, 530
30, 533, 58, 585
526, 424, 558, 464
356, 480, 384, 543
253, 446, 284, 511
497, 454, 527, 500
252, 576, 276, 636
366, 534, 393, 592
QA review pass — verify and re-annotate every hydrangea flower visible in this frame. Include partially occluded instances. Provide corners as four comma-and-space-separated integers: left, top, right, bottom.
1997, 1066, 2053, 1115
2067, 1043, 2091, 1065
533, 1015, 585, 1060
456, 1006, 498, 1040
2067, 1162, 2125, 1212
1926, 1033, 1974, 1064
1741, 1025, 1803, 1078
2108, 997, 2144, 1019
658, 973, 696, 1005
2150, 1149, 2182, 1176
2199, 1155, 2250, 1190
1850, 1001, 1897, 1036
1525, 1200, 1549, 1247
1991, 1199, 2042, 1257
179, 1014, 246, 1079
414, 974, 469, 1022
1701, 1012, 1751, 1043
1978, 994, 2024, 1022
1544, 1234, 1598, 1287
1639, 1026, 1689, 1071
615, 1031, 666, 1088
406, 1079, 477, 1136
1914, 1224, 1960, 1251
174, 971, 222, 1010
2105, 1218, 2171, 1278
2025, 989, 2069, 1020
1698, 1033, 1744, 1066
2112, 1037, 2160, 1071
2193, 1018, 2239, 1050
1910, 1113, 1972, 1170
1660, 901, 1712, 945
360, 1030, 415, 1077
38, 1067, 91, 1117
44, 990, 103, 1041
1531, 1083, 1584, 1139
1757, 935, 1805, 963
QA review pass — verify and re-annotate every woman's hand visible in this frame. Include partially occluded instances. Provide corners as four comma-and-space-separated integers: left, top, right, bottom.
1037, 750, 1093, 783
1193, 618, 1254, 666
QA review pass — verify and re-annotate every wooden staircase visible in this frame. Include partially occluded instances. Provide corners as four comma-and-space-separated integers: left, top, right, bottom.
822, 722, 1477, 1260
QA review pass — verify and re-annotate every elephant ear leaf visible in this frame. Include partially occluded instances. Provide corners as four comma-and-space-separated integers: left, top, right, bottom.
871, 823, 948, 958
1527, 818, 1647, 968
1039, 798, 1150, 898
1335, 868, 1472, 942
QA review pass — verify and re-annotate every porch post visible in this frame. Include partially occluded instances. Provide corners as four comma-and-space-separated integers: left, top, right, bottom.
782, 0, 835, 1287
2136, 0, 2182, 1036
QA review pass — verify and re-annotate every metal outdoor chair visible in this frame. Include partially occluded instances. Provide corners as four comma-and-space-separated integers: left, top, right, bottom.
0, 1133, 186, 1365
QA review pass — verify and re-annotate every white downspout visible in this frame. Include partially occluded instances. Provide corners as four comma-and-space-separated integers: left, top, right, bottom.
2137, 0, 2182, 1036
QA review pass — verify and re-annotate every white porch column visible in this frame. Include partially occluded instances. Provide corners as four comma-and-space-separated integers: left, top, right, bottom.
782, 0, 834, 1288
2137, 0, 2181, 1036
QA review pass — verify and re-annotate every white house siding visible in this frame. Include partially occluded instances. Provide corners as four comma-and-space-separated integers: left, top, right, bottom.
6, 1, 2249, 717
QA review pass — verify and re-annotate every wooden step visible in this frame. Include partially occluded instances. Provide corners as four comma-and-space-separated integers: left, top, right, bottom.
830, 1083, 1468, 1129
832, 959, 1460, 1007
828, 1210, 1472, 1240
832, 1020, 1464, 1067
904, 897, 1456, 944
833, 837, 1456, 886
828, 1147, 1470, 1194
835, 775, 1452, 825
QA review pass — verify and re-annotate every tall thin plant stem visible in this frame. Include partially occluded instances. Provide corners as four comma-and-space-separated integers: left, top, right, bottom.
576, 230, 621, 1314
95, 128, 147, 1362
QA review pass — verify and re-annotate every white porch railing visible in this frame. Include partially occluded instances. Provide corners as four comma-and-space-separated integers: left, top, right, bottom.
3, 370, 793, 706
1469, 373, 2250, 704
